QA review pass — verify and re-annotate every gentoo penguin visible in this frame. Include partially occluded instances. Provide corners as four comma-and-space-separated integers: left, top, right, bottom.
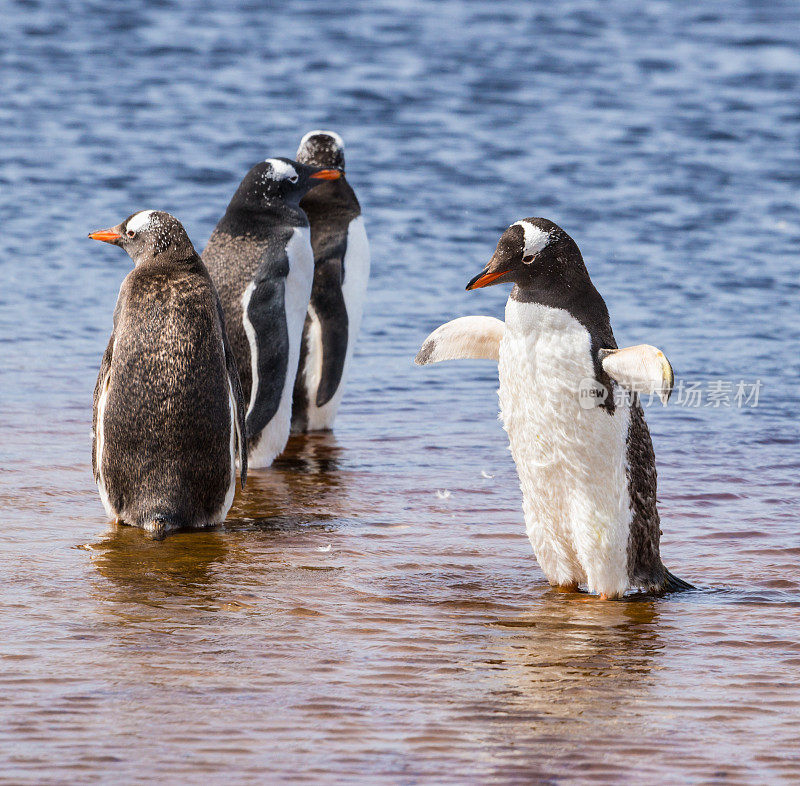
291, 130, 370, 432
202, 158, 342, 467
416, 218, 692, 599
89, 210, 247, 539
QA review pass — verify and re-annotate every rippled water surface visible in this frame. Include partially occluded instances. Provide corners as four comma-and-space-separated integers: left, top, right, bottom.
2, 0, 800, 782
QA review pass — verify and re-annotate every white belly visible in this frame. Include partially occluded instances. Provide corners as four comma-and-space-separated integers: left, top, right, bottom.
248, 226, 315, 467
498, 299, 632, 597
303, 216, 370, 430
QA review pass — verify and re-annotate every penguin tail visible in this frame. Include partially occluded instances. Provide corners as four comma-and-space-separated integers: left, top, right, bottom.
661, 568, 695, 593
142, 512, 181, 541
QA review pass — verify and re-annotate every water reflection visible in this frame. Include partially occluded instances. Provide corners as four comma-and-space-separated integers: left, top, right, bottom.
494, 594, 661, 705
231, 432, 364, 526
276, 432, 344, 474
89, 523, 230, 607
481, 595, 663, 780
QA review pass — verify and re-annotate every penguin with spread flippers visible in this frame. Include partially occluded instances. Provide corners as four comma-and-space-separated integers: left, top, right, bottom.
291, 130, 371, 432
416, 218, 692, 599
202, 158, 342, 467
89, 210, 247, 539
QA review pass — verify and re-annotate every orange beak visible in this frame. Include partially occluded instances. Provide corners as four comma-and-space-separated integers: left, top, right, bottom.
88, 228, 122, 244
465, 268, 509, 290
309, 169, 342, 180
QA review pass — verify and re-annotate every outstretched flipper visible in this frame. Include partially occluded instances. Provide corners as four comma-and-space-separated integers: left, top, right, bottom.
599, 344, 674, 404
415, 316, 505, 365
241, 274, 289, 440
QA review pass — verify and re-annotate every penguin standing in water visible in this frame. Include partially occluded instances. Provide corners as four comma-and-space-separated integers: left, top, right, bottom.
291, 130, 371, 432
416, 218, 692, 599
89, 210, 247, 539
203, 158, 342, 467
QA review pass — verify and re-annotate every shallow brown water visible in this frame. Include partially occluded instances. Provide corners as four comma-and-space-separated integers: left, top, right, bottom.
3, 425, 800, 783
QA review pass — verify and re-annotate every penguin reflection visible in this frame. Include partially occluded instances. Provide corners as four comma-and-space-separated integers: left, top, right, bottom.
231, 432, 348, 525
493, 595, 662, 716
480, 597, 665, 780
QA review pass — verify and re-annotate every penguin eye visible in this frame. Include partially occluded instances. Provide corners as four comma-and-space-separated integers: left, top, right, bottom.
523, 255, 535, 264
126, 229, 135, 238
289, 174, 299, 183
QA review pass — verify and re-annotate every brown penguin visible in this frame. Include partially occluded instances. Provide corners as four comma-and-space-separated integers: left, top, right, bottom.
90, 210, 247, 539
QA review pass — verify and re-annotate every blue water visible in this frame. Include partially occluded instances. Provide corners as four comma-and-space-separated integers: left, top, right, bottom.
1, 1, 799, 783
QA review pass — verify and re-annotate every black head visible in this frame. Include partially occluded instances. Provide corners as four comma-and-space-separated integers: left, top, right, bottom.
88, 210, 195, 264
230, 157, 341, 211
466, 218, 587, 292
296, 130, 346, 170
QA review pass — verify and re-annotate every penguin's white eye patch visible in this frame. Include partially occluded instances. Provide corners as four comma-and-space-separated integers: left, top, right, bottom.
513, 220, 550, 261
126, 210, 155, 234
263, 158, 299, 182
